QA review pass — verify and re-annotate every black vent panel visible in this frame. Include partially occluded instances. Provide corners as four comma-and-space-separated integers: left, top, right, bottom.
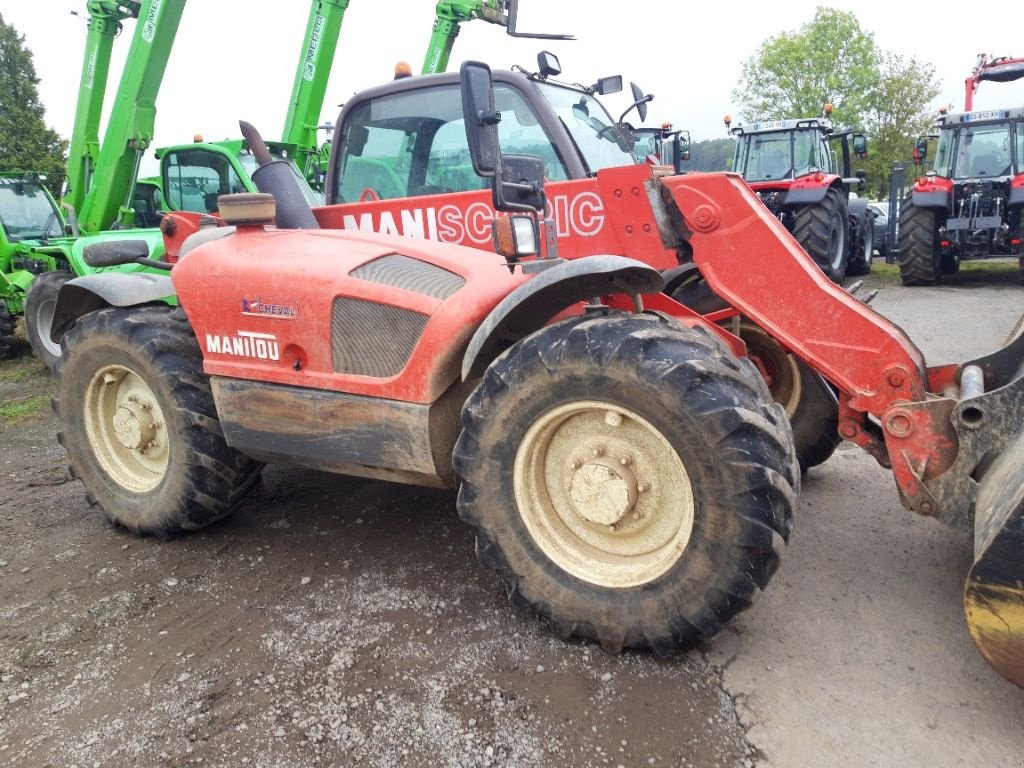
331, 297, 429, 377
351, 254, 465, 300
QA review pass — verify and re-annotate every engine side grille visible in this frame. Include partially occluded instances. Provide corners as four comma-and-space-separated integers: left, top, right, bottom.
331, 297, 429, 378
350, 254, 465, 300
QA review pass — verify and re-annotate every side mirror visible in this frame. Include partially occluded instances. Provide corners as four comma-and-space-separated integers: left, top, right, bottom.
913, 136, 929, 165
677, 130, 691, 169
460, 61, 545, 215
630, 82, 648, 123
855, 169, 867, 180
852, 134, 868, 160
460, 61, 501, 177
594, 75, 623, 96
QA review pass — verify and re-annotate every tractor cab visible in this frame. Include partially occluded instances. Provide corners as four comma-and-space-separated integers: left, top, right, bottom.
927, 108, 1024, 182
326, 55, 644, 205
157, 139, 322, 216
729, 118, 838, 183
632, 124, 690, 172
0, 174, 66, 247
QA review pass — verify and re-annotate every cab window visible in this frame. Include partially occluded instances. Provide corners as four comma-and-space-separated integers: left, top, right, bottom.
336, 82, 569, 203
163, 149, 247, 213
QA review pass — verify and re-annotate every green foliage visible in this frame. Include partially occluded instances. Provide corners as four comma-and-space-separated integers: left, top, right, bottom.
733, 7, 941, 200
679, 138, 734, 172
0, 14, 67, 196
733, 7, 880, 128
858, 53, 940, 199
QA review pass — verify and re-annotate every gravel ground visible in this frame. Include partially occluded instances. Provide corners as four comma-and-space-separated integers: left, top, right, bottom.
2, 262, 1023, 767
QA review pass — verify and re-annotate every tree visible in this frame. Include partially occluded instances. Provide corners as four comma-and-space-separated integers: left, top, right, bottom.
859, 53, 940, 199
733, 7, 880, 129
0, 13, 67, 195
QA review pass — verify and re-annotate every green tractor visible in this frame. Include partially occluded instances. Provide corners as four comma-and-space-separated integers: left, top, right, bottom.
0, 173, 77, 358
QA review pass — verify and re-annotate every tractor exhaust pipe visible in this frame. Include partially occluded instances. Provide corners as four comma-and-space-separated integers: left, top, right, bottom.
239, 121, 319, 230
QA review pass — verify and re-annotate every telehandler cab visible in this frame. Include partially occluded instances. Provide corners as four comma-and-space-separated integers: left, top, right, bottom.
48, 63, 1024, 689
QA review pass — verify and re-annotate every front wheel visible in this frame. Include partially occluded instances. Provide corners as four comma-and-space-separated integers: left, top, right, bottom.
453, 313, 798, 652
25, 271, 72, 371
55, 305, 263, 536
791, 188, 849, 283
845, 216, 873, 277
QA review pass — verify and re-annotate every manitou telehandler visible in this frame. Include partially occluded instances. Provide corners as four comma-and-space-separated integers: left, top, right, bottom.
724, 107, 875, 281
897, 54, 1024, 286
46, 61, 1024, 689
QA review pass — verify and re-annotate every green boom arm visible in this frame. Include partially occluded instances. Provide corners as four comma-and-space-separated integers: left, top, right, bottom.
422, 0, 573, 75
64, 1, 143, 218
281, 0, 350, 175
76, 0, 186, 234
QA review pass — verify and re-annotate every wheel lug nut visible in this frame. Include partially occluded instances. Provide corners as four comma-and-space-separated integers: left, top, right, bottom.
591, 447, 604, 457
571, 458, 583, 469
619, 455, 632, 466
127, 394, 139, 403
638, 482, 649, 493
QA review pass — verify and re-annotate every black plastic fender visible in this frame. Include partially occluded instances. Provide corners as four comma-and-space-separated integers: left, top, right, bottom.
51, 273, 175, 343
847, 196, 869, 237
460, 256, 665, 381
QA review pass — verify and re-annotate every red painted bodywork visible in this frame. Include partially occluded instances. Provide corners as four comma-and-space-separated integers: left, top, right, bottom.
171, 225, 528, 405
743, 173, 838, 201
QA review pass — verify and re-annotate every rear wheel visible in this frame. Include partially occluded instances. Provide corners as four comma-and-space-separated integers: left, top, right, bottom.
791, 188, 848, 283
55, 305, 263, 536
671, 280, 841, 472
454, 313, 798, 652
25, 270, 72, 371
0, 299, 13, 360
897, 199, 941, 285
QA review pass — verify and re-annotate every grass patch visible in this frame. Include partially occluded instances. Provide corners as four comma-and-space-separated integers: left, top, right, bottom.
0, 355, 44, 383
0, 394, 49, 424
866, 258, 1019, 282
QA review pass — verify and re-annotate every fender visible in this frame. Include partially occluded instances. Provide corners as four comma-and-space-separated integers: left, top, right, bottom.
847, 196, 869, 237
51, 273, 175, 343
461, 256, 664, 381
782, 180, 840, 206
661, 262, 702, 296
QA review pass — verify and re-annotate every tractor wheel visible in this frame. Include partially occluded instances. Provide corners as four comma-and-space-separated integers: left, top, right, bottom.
791, 188, 848, 283
54, 305, 263, 536
25, 270, 72, 371
0, 299, 14, 360
896, 200, 941, 285
670, 280, 841, 472
845, 217, 873, 277
453, 313, 798, 652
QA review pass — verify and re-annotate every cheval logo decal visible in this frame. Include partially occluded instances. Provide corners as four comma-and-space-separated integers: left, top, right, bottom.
205, 331, 280, 361
240, 297, 298, 319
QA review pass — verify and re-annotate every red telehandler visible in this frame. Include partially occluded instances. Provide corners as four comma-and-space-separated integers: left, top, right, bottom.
46, 61, 1024, 689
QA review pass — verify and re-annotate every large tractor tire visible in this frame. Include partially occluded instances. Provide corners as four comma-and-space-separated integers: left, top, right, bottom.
791, 188, 848, 283
845, 215, 873, 277
453, 313, 799, 653
25, 270, 72, 371
897, 200, 942, 285
54, 305, 263, 536
671, 280, 841, 472
0, 299, 14, 360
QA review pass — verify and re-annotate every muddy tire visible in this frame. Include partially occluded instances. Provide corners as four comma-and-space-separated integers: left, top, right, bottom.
897, 200, 941, 285
453, 313, 798, 652
0, 299, 13, 360
25, 270, 72, 371
791, 188, 848, 283
54, 305, 263, 536
670, 280, 841, 472
845, 216, 873, 277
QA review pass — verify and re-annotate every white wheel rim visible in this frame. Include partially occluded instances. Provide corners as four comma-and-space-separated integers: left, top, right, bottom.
34, 295, 61, 357
513, 400, 695, 588
84, 364, 170, 492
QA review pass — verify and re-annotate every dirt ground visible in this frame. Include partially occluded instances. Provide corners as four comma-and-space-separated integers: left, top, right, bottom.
2, 264, 1024, 768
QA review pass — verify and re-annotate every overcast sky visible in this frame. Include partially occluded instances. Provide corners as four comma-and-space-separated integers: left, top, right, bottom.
5, 0, 1024, 175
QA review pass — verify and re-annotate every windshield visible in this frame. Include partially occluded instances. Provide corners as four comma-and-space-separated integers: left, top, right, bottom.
633, 130, 663, 162
534, 82, 637, 174
944, 122, 1016, 179
737, 129, 826, 182
0, 178, 62, 241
